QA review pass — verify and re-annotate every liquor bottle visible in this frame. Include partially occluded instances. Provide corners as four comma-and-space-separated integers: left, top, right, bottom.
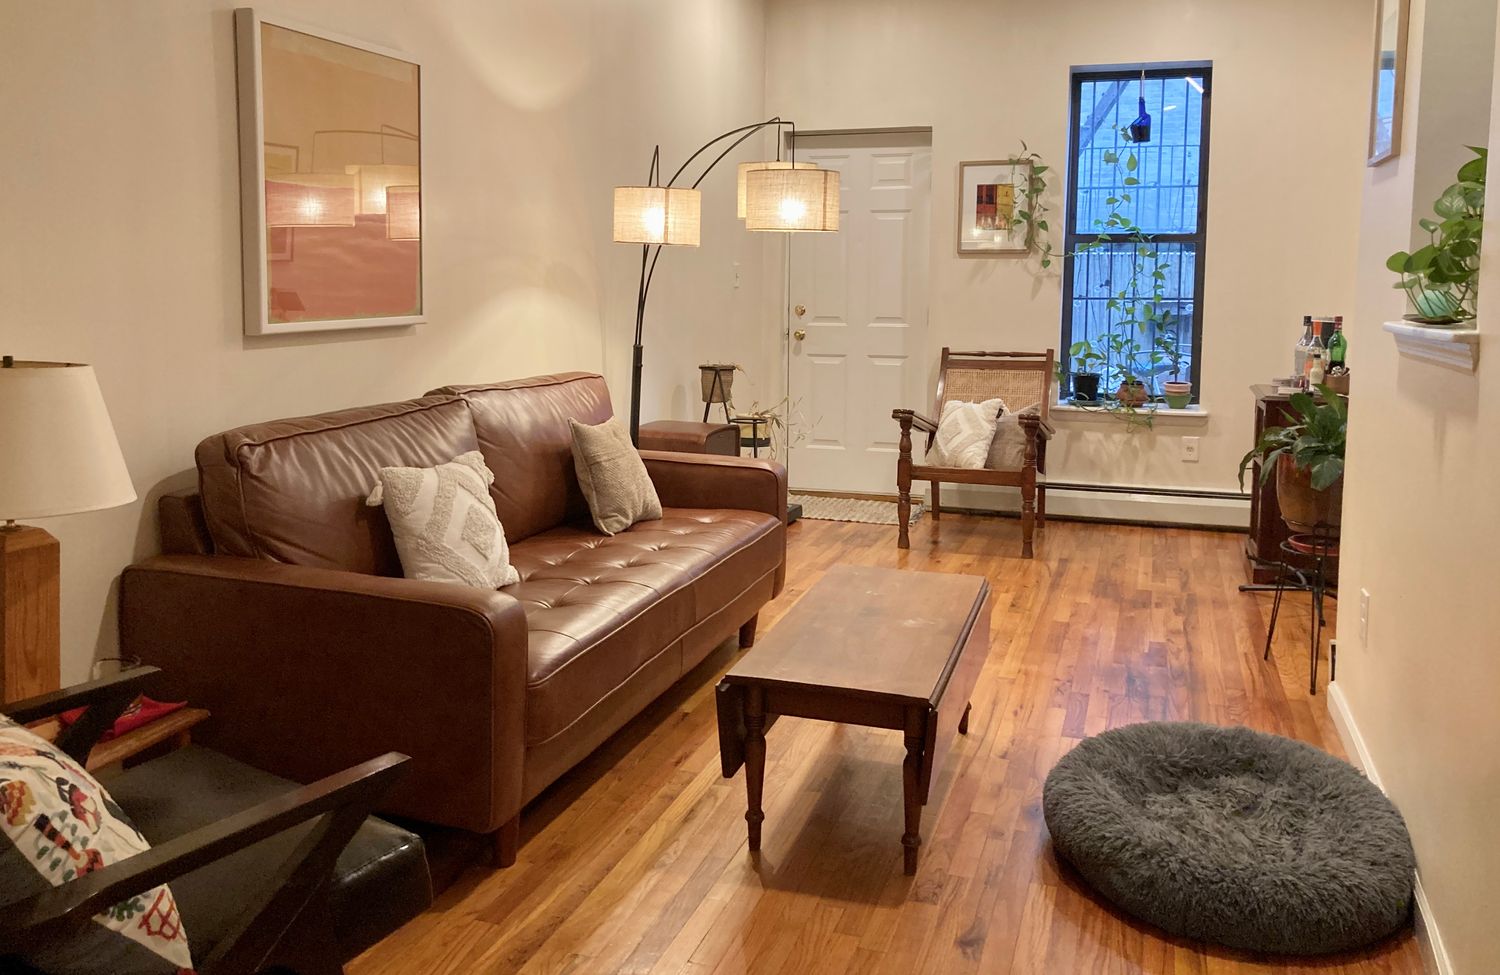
1303, 327, 1327, 385
1308, 348, 1326, 386
1328, 316, 1347, 371
1293, 316, 1314, 384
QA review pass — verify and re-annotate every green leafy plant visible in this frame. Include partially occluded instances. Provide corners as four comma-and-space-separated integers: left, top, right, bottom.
1067, 149, 1176, 429
1387, 146, 1486, 323
1011, 142, 1054, 269
1237, 385, 1347, 491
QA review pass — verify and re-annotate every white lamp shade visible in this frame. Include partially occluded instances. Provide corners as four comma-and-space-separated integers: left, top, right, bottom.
386, 184, 421, 240
264, 174, 358, 228
613, 186, 701, 246
736, 160, 817, 219
0, 362, 135, 521
345, 164, 421, 215
744, 167, 840, 232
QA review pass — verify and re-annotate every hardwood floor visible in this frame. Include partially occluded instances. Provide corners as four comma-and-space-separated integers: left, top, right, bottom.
350, 514, 1422, 975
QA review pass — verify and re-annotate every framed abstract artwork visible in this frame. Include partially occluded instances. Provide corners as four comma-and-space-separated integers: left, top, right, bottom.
1367, 0, 1409, 166
234, 8, 424, 335
956, 159, 1033, 255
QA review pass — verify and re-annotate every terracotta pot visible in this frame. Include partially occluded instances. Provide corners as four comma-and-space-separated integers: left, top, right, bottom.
1275, 453, 1342, 532
1116, 380, 1148, 407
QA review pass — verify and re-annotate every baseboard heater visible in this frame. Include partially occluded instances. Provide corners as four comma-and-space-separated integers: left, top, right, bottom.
941, 480, 1250, 531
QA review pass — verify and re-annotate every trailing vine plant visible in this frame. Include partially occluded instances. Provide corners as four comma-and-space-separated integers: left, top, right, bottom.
1010, 141, 1054, 270
1066, 149, 1176, 431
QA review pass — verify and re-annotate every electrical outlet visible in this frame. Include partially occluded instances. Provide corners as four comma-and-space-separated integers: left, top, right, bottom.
1359, 588, 1371, 643
1180, 436, 1200, 462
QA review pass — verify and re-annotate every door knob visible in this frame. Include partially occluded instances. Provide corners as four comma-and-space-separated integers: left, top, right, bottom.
794, 304, 806, 317
793, 328, 807, 341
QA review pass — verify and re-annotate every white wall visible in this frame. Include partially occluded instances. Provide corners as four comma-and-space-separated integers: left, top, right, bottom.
1334, 0, 1500, 972
765, 0, 1371, 507
0, 0, 770, 682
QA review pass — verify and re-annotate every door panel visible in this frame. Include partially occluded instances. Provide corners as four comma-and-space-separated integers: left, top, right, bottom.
788, 137, 931, 493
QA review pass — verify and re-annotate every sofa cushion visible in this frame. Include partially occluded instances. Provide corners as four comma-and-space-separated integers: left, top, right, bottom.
508, 508, 780, 745
427, 373, 612, 543
569, 417, 662, 535
105, 746, 432, 963
197, 396, 478, 576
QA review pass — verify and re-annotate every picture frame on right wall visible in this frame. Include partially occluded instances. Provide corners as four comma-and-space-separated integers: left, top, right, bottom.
1368, 0, 1409, 166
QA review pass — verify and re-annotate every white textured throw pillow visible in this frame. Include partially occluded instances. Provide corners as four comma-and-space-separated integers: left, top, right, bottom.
987, 402, 1042, 471
927, 398, 1006, 469
366, 450, 520, 589
570, 416, 663, 535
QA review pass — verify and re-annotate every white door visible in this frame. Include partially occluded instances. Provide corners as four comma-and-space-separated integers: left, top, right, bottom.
787, 134, 931, 494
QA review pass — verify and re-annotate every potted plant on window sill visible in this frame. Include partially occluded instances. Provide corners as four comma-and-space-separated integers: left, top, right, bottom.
1237, 385, 1346, 532
1067, 340, 1104, 402
1158, 329, 1192, 409
1387, 146, 1485, 327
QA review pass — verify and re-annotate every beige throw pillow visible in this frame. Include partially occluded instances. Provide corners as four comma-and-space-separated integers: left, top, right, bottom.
570, 417, 663, 535
927, 398, 1005, 469
987, 402, 1042, 471
366, 450, 519, 589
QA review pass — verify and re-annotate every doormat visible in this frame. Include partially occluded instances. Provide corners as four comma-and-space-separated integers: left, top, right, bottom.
788, 493, 926, 527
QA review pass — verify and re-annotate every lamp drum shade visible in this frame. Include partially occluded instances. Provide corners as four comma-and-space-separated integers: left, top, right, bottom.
0, 362, 136, 522
386, 184, 421, 240
264, 173, 358, 228
345, 163, 420, 215
736, 160, 817, 219
613, 186, 701, 246
745, 167, 840, 232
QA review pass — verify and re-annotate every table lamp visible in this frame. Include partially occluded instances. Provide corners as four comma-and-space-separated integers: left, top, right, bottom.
0, 358, 136, 702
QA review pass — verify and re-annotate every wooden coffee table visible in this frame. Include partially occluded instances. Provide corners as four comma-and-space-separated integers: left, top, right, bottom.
716, 565, 990, 874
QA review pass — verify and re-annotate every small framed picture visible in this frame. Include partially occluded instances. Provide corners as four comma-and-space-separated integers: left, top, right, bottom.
1368, 0, 1409, 166
957, 159, 1033, 256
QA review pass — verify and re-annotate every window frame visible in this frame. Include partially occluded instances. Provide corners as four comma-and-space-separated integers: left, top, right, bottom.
1060, 62, 1214, 402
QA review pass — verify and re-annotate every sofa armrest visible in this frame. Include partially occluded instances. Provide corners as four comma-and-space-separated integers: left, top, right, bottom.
640, 451, 788, 597
640, 451, 787, 523
119, 555, 529, 834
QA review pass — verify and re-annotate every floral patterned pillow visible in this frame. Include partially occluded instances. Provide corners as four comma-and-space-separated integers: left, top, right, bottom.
0, 714, 194, 974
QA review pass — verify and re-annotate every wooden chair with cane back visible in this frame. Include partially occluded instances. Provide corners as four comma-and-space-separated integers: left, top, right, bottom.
892, 348, 1056, 558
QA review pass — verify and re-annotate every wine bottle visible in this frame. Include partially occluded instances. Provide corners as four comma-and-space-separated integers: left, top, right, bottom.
1328, 316, 1347, 371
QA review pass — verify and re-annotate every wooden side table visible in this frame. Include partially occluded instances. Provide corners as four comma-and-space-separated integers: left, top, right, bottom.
30, 706, 210, 775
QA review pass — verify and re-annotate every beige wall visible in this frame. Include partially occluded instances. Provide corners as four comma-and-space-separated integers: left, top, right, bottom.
765, 0, 1371, 505
0, 0, 771, 682
1335, 0, 1500, 971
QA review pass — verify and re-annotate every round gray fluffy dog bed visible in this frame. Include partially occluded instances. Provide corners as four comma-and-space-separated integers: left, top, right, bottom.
1042, 721, 1414, 955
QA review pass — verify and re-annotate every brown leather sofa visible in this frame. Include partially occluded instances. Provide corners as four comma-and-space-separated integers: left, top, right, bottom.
120, 372, 786, 865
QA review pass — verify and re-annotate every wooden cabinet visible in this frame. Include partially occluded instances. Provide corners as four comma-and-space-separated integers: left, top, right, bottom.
1244, 385, 1299, 583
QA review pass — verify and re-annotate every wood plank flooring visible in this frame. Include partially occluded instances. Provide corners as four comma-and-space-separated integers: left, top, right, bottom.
350, 514, 1422, 975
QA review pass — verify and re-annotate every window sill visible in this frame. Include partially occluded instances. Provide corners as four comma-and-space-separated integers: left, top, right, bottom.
1053, 401, 1211, 421
1383, 319, 1480, 372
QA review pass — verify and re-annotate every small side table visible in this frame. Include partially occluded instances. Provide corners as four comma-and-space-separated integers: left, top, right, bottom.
30, 706, 210, 775
730, 415, 770, 458
1263, 528, 1339, 695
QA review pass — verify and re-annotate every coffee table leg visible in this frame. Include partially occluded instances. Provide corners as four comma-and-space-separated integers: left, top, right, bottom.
744, 686, 767, 853
958, 702, 972, 736
902, 712, 924, 875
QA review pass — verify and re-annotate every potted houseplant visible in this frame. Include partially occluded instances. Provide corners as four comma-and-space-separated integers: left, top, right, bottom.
1068, 340, 1104, 402
1158, 329, 1192, 408
1387, 146, 1485, 325
1238, 385, 1347, 532
1102, 329, 1151, 406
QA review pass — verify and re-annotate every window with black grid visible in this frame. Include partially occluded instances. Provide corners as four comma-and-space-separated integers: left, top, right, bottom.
1062, 63, 1212, 401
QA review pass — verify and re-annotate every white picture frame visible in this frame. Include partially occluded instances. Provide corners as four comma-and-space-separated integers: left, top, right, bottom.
234, 8, 425, 335
956, 159, 1034, 256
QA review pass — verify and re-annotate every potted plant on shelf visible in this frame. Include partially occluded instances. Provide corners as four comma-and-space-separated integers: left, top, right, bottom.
1158, 328, 1192, 409
1238, 385, 1347, 532
1387, 146, 1485, 325
1067, 340, 1105, 401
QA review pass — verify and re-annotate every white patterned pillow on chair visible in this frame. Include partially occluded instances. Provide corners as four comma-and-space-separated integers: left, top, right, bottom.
927, 398, 1006, 469
366, 450, 520, 589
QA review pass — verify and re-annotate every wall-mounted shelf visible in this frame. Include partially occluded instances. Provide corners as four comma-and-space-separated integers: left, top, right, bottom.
1383, 320, 1480, 372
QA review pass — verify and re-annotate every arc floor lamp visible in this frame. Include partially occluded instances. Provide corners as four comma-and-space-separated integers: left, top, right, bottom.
612, 117, 840, 444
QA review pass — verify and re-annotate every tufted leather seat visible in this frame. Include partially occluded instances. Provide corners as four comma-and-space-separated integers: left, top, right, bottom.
510, 508, 780, 746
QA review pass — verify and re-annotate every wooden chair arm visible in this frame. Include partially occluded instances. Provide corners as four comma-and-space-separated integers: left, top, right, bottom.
0, 751, 410, 973
892, 409, 939, 433
3, 666, 161, 765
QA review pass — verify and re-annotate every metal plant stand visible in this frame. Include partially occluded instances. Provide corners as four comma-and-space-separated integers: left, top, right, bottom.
1262, 523, 1339, 695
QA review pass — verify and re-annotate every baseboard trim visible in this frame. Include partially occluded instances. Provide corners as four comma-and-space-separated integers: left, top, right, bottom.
1327, 682, 1453, 975
940, 482, 1250, 529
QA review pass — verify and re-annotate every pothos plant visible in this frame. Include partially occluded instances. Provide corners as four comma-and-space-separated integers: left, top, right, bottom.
1066, 149, 1176, 430
1010, 141, 1054, 270
1387, 146, 1486, 323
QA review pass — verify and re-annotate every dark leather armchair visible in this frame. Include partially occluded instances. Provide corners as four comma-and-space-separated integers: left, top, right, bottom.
0, 667, 432, 975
